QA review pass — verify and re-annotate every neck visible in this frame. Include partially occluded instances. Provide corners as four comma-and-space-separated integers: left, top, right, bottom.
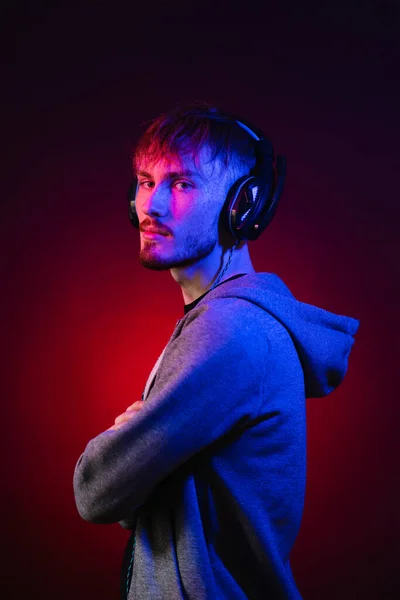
171, 242, 255, 305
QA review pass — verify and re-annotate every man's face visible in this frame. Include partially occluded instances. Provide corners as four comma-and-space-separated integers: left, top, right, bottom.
135, 146, 231, 270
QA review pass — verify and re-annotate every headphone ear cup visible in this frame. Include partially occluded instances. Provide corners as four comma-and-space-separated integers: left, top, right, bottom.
128, 177, 139, 228
222, 175, 260, 240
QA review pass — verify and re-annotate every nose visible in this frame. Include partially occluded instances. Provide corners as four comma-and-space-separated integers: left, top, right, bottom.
139, 183, 169, 219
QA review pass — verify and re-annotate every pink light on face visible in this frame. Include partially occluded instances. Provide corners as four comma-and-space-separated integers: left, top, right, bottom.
139, 218, 173, 237
141, 231, 168, 240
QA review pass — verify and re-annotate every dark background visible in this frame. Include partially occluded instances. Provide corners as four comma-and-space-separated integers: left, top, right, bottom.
1, 1, 399, 599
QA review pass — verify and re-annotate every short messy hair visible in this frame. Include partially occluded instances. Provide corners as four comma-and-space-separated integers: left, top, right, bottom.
132, 101, 258, 182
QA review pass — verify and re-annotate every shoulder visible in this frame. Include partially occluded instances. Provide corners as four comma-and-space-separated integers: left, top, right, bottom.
180, 296, 280, 357
183, 296, 262, 326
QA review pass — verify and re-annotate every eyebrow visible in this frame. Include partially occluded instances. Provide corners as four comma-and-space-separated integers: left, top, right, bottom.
137, 169, 200, 180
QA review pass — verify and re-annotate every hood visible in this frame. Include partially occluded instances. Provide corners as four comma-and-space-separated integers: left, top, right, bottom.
207, 273, 360, 399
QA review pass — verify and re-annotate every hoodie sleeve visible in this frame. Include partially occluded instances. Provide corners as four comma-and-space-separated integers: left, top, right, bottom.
73, 299, 269, 524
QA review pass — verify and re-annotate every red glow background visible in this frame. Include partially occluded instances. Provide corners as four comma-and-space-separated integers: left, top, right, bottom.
2, 3, 399, 599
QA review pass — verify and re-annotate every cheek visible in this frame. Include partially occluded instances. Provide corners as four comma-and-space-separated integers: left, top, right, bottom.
135, 192, 146, 221
191, 192, 225, 230
169, 193, 200, 222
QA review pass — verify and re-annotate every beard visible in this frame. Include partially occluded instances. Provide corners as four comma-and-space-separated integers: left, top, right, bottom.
139, 229, 217, 271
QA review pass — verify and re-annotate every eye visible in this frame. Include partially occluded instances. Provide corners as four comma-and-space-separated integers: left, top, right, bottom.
173, 181, 193, 190
138, 180, 155, 189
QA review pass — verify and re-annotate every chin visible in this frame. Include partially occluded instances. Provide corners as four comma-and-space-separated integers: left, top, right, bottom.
139, 238, 217, 271
139, 254, 172, 271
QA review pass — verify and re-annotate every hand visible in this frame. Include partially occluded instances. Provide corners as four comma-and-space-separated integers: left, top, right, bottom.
106, 401, 144, 431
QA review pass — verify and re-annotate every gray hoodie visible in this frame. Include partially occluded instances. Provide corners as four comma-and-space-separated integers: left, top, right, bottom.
73, 273, 360, 599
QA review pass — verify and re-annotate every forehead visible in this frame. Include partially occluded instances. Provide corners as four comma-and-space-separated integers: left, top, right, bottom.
136, 145, 226, 182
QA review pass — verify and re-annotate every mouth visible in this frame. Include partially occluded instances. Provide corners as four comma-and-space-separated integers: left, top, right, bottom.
141, 231, 169, 240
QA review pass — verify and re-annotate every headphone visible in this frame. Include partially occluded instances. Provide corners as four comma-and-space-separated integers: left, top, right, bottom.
127, 112, 286, 241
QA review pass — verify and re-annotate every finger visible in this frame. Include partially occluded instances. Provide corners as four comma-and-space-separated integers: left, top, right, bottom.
106, 415, 132, 431
107, 403, 143, 432
125, 401, 144, 411
106, 421, 125, 431
114, 411, 134, 424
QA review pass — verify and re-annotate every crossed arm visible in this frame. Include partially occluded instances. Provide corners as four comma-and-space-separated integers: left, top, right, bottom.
73, 301, 268, 524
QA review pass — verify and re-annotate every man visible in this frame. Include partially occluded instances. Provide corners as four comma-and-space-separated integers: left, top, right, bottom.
73, 102, 360, 599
